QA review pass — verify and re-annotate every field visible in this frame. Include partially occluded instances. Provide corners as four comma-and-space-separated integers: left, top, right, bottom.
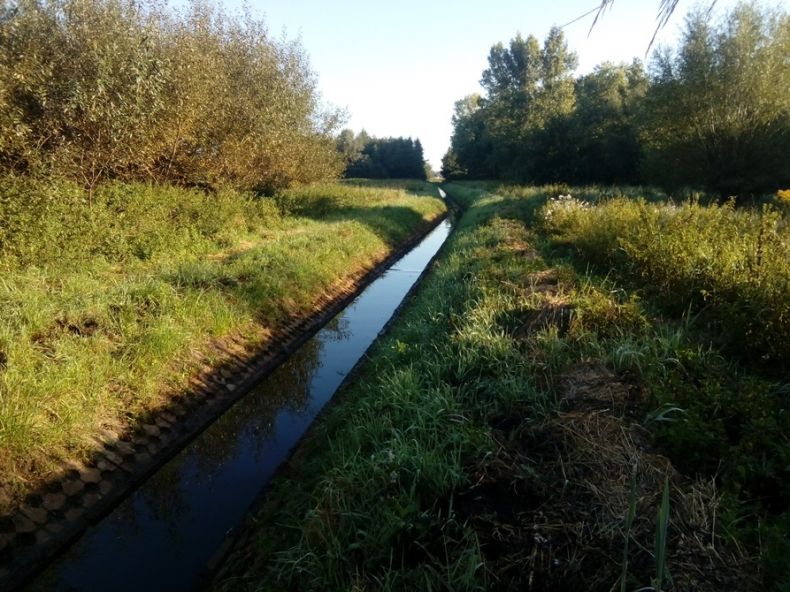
0, 178, 446, 510
212, 183, 789, 591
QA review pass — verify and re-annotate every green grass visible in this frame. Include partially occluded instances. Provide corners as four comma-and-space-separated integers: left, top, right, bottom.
0, 177, 445, 507
213, 187, 544, 591
537, 192, 790, 365
212, 183, 787, 591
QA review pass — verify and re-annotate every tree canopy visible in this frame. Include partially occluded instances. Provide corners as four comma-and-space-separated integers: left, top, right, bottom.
0, 0, 343, 193
443, 3, 789, 198
339, 131, 427, 180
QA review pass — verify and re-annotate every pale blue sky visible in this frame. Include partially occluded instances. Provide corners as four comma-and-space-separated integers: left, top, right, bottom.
228, 1, 786, 168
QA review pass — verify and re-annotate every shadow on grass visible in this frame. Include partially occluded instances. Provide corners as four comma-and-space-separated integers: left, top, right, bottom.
313, 204, 431, 247
279, 182, 441, 247
341, 178, 438, 196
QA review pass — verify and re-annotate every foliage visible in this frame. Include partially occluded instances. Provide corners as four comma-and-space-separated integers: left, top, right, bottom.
440, 94, 494, 180
640, 3, 790, 196
338, 129, 427, 180
563, 61, 647, 184
0, 176, 445, 505
539, 193, 790, 365
212, 183, 776, 590
443, 27, 578, 182
214, 185, 546, 591
0, 0, 343, 192
525, 182, 788, 584
443, 3, 789, 199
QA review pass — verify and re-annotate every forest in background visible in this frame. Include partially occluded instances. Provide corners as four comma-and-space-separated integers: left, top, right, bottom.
337, 130, 428, 180
442, 3, 790, 198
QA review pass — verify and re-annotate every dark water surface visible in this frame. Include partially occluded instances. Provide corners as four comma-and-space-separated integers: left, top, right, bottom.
30, 218, 453, 592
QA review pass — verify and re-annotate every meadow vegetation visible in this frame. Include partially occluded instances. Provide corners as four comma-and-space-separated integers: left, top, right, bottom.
1, 1, 786, 589
0, 178, 445, 508
0, 0, 441, 509
213, 183, 788, 591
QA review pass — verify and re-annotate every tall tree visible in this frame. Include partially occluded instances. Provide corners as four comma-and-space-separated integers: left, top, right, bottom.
446, 27, 578, 182
641, 4, 790, 196
565, 60, 647, 184
342, 132, 427, 180
442, 94, 494, 179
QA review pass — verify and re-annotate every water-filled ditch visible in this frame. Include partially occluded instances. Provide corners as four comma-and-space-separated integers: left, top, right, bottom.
28, 215, 453, 591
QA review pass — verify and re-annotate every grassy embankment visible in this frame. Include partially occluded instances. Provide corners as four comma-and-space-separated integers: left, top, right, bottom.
0, 178, 445, 509
213, 183, 788, 591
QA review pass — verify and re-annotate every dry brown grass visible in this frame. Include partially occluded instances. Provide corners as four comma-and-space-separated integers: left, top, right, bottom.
461, 363, 758, 591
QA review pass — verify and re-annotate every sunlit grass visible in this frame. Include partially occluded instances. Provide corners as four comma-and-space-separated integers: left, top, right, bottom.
0, 177, 445, 502
213, 183, 787, 590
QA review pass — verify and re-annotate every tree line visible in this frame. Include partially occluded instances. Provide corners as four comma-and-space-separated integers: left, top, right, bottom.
442, 3, 789, 198
337, 130, 427, 180
0, 0, 343, 195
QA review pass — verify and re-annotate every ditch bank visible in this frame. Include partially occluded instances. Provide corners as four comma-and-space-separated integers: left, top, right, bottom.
1, 210, 449, 592
206, 185, 760, 592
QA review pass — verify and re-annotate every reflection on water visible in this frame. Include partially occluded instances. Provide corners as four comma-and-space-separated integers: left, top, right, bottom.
30, 218, 452, 592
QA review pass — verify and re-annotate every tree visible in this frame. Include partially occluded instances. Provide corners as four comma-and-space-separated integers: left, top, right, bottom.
341, 132, 427, 180
446, 27, 578, 182
0, 0, 343, 193
565, 60, 648, 184
640, 4, 790, 197
441, 94, 495, 180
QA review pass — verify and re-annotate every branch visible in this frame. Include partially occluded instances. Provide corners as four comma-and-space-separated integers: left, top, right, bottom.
586, 1, 718, 54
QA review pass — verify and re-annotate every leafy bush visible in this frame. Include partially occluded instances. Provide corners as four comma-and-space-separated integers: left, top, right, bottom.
0, 0, 342, 192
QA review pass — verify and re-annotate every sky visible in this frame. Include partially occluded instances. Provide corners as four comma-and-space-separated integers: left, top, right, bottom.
224, 0, 787, 169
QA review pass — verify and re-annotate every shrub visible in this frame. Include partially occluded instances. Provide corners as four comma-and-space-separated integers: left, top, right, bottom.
0, 0, 342, 192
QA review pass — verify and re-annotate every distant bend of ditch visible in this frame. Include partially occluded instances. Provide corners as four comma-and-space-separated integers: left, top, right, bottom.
22, 212, 454, 592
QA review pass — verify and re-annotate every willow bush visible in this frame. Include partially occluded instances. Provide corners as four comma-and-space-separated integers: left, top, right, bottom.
0, 0, 342, 193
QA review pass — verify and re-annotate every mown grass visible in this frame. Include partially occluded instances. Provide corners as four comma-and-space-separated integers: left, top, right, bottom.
0, 177, 445, 506
213, 182, 787, 591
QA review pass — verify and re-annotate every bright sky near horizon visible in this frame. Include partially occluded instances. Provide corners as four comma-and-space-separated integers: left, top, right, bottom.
227, 0, 787, 168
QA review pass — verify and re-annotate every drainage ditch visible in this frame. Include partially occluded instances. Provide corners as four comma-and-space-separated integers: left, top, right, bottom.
25, 216, 454, 591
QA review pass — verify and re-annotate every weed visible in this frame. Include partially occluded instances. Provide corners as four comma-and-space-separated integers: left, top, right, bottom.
212, 182, 782, 591
620, 471, 638, 592
653, 478, 671, 592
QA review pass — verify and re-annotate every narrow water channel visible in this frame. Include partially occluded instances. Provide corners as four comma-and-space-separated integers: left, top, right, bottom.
28, 217, 453, 592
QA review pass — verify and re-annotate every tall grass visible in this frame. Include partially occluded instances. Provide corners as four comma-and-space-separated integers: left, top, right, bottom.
538, 193, 790, 365
0, 177, 445, 505
213, 187, 550, 591
212, 183, 787, 589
